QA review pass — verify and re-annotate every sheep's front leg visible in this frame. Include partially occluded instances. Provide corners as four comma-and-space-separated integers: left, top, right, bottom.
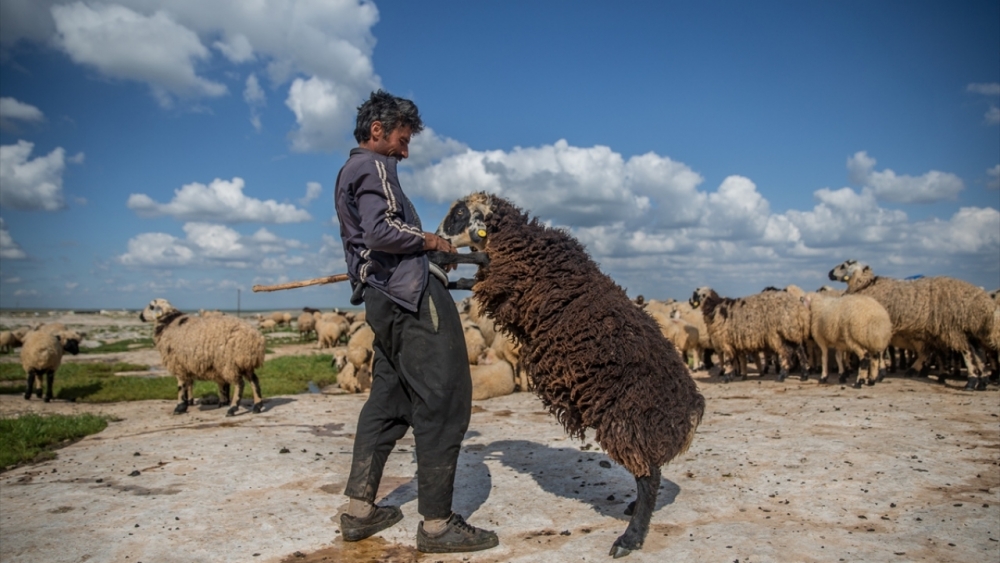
961, 345, 987, 391
610, 465, 661, 558
226, 379, 245, 417
818, 345, 830, 383
174, 379, 189, 414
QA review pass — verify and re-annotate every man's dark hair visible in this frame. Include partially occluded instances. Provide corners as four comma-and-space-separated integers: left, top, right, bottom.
354, 90, 424, 143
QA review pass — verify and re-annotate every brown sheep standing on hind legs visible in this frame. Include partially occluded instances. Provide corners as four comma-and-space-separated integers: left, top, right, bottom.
434, 192, 705, 558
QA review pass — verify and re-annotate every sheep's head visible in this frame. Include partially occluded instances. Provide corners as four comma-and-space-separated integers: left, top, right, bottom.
58, 330, 82, 356
140, 298, 179, 323
828, 260, 869, 283
689, 287, 715, 309
436, 193, 494, 251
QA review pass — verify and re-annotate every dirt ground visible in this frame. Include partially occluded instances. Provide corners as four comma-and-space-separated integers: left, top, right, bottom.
0, 313, 998, 563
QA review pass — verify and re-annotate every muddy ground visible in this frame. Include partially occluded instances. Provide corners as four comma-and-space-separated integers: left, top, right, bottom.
0, 313, 998, 563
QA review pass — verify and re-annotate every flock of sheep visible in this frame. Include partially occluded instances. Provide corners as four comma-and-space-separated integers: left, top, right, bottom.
639, 260, 999, 391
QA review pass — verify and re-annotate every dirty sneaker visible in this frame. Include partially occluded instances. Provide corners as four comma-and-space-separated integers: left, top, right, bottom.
416, 513, 499, 553
340, 505, 403, 542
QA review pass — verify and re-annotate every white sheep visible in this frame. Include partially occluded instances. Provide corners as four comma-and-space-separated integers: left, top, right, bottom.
20, 329, 82, 402
470, 348, 516, 400
802, 292, 893, 387
463, 319, 488, 365
140, 298, 265, 416
317, 313, 351, 349
0, 327, 30, 353
297, 311, 317, 340
339, 323, 375, 393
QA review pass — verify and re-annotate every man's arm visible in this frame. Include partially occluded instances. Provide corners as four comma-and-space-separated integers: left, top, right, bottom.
355, 166, 425, 255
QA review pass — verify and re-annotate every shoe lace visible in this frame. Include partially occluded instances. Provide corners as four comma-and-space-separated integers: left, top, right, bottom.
449, 513, 477, 534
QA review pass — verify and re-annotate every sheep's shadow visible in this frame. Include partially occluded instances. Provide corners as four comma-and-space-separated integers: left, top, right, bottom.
372, 429, 494, 519
198, 396, 296, 414
481, 439, 680, 521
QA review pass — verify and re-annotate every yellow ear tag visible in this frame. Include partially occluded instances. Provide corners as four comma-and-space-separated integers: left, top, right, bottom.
477, 229, 487, 238
844, 275, 850, 281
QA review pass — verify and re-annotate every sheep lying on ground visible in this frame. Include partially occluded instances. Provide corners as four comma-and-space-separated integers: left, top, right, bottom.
470, 348, 516, 400
802, 292, 893, 387
690, 287, 811, 383
436, 192, 705, 558
829, 260, 998, 390
20, 329, 81, 402
140, 298, 265, 416
462, 319, 488, 364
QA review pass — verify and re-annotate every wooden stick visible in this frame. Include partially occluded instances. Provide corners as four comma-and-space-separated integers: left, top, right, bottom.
252, 274, 350, 293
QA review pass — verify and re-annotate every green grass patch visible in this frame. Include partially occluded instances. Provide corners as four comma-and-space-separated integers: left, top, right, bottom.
0, 355, 337, 403
0, 413, 110, 471
80, 338, 154, 354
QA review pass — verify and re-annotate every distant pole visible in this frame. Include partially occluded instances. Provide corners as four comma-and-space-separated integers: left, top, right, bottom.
237, 289, 241, 318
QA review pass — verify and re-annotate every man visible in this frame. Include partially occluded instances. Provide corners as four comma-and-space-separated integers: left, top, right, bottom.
334, 90, 498, 553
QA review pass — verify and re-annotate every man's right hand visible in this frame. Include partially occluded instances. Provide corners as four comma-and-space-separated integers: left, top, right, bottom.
423, 232, 456, 254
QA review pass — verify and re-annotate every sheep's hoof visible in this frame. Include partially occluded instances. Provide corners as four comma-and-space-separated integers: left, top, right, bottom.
23, 393, 31, 400
252, 402, 264, 414
852, 381, 862, 389
876, 370, 886, 382
819, 376, 828, 384
173, 403, 188, 414
226, 406, 239, 417
800, 374, 809, 382
838, 374, 848, 384
867, 378, 876, 386
777, 371, 787, 382
43, 396, 51, 403
609, 544, 632, 559
964, 377, 983, 391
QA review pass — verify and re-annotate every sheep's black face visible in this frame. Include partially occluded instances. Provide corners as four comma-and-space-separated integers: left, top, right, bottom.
62, 339, 80, 356
436, 194, 492, 251
828, 259, 856, 282
689, 290, 701, 309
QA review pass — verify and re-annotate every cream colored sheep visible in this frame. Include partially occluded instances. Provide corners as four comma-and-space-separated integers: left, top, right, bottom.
297, 311, 317, 340
0, 327, 30, 353
463, 319, 488, 365
140, 298, 265, 416
470, 348, 516, 400
317, 314, 350, 349
339, 323, 375, 393
20, 329, 82, 402
490, 330, 524, 390
647, 310, 699, 371
258, 319, 277, 332
803, 292, 893, 387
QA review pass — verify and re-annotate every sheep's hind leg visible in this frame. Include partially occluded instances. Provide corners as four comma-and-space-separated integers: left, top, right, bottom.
43, 370, 55, 402
173, 381, 189, 414
24, 370, 37, 400
226, 379, 245, 417
610, 464, 661, 558
248, 373, 265, 413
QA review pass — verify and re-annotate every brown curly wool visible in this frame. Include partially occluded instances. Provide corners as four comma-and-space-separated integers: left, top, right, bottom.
470, 196, 705, 477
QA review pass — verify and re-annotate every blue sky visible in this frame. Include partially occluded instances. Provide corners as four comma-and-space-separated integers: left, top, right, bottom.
1, 0, 998, 312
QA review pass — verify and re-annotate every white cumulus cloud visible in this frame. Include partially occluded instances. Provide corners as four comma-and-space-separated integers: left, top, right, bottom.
244, 73, 266, 131
0, 140, 67, 211
119, 221, 307, 268
846, 151, 963, 203
0, 97, 45, 131
0, 217, 27, 259
299, 181, 322, 206
51, 2, 227, 107
987, 165, 1000, 190
127, 177, 312, 223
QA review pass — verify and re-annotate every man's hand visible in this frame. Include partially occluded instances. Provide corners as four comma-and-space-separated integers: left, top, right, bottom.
424, 232, 458, 271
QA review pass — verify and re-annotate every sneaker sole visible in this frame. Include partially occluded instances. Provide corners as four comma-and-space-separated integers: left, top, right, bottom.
341, 508, 403, 542
416, 536, 499, 553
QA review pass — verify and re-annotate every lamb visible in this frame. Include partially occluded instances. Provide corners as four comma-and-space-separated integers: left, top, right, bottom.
20, 329, 82, 401
690, 287, 812, 383
829, 260, 999, 390
140, 298, 265, 416
435, 192, 705, 558
801, 292, 893, 387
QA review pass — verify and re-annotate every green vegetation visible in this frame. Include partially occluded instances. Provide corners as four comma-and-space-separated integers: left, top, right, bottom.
0, 413, 110, 471
0, 354, 337, 402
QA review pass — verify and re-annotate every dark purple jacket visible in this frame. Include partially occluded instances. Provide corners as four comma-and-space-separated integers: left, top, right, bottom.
335, 147, 428, 312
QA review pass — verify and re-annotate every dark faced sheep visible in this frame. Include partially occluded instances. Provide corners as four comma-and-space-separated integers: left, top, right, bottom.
435, 192, 705, 558
20, 329, 81, 402
140, 298, 265, 416
829, 260, 998, 389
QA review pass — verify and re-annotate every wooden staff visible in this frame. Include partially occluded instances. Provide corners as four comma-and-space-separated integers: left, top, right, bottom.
251, 274, 350, 293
